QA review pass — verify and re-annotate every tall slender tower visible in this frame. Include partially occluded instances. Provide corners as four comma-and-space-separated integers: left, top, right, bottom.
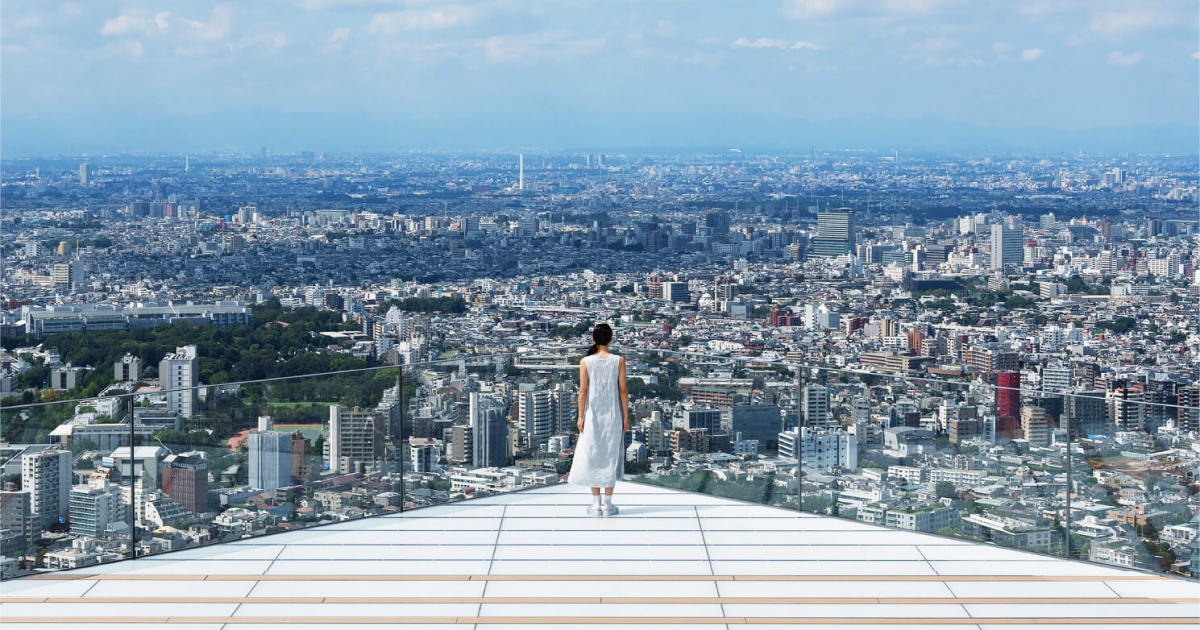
518, 153, 524, 190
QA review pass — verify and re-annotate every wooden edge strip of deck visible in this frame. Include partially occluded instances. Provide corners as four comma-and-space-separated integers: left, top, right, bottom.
3, 616, 1199, 625
16, 573, 1176, 582
3, 596, 1196, 605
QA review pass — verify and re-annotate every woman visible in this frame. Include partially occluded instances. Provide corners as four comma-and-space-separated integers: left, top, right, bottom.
567, 322, 630, 515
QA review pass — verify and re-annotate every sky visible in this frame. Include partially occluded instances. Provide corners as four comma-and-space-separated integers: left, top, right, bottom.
2, 0, 1198, 154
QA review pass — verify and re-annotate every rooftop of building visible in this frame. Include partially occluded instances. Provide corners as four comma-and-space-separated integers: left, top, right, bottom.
3, 481, 1197, 628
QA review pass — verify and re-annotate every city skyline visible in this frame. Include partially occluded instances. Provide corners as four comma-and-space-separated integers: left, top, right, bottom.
2, 0, 1199, 153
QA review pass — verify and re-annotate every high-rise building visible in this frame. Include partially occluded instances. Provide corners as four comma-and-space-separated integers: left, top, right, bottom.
114, 354, 141, 382
683, 408, 721, 433
518, 390, 555, 448
705, 209, 730, 242
471, 393, 508, 468
79, 163, 89, 185
810, 208, 855, 257
162, 453, 208, 514
549, 382, 577, 434
996, 372, 1021, 440
662, 281, 690, 303
52, 260, 85, 290
778, 427, 857, 469
1143, 379, 1178, 434
989, 224, 1023, 270
159, 345, 199, 418
729, 404, 782, 452
409, 437, 440, 473
448, 425, 473, 465
1107, 386, 1144, 431
1042, 366, 1072, 394
1178, 386, 1200, 433
328, 405, 385, 474
22, 450, 72, 528
802, 385, 830, 429
0, 485, 41, 555
1065, 391, 1109, 438
518, 153, 524, 190
1021, 406, 1049, 447
68, 478, 123, 538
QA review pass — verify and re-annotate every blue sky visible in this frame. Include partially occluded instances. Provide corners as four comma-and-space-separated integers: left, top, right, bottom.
2, 0, 1197, 153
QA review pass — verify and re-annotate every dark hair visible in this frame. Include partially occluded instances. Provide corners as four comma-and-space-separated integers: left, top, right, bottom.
586, 323, 613, 356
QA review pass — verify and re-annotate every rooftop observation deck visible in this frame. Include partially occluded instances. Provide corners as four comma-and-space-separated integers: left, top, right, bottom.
3, 481, 1197, 629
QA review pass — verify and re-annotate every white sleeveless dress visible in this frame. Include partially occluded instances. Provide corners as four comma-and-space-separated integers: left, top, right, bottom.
567, 353, 625, 488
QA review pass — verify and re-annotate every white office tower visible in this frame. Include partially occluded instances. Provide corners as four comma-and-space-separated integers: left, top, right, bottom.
69, 478, 123, 538
471, 392, 508, 468
385, 306, 407, 338
518, 154, 524, 190
802, 385, 831, 429
519, 389, 555, 448
777, 427, 857, 470
23, 450, 72, 528
249, 431, 291, 494
160, 345, 199, 418
258, 416, 274, 432
549, 382, 577, 434
328, 404, 385, 474
990, 224, 1023, 270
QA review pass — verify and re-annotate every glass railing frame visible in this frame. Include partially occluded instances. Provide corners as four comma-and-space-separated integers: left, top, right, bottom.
2, 347, 1196, 581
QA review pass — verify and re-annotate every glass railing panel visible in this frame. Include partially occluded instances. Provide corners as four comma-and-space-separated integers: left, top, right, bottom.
620, 349, 799, 510
1071, 391, 1197, 576
1, 392, 137, 578
799, 367, 1073, 559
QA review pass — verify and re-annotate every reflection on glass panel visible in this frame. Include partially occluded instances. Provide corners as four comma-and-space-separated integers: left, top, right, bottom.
623, 350, 800, 508
1, 394, 136, 578
1074, 392, 1197, 575
800, 367, 1071, 559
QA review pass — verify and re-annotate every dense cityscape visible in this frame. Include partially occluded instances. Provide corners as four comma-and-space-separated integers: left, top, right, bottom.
1, 150, 1198, 582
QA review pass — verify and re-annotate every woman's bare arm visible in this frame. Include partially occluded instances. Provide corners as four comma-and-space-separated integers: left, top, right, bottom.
618, 356, 630, 433
577, 359, 589, 432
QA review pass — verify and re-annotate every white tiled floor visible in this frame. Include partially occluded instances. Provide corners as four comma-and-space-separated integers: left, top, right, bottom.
1, 480, 1196, 630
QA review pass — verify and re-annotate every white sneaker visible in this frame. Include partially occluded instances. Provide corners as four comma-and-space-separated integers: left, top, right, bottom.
600, 503, 618, 516
587, 503, 603, 516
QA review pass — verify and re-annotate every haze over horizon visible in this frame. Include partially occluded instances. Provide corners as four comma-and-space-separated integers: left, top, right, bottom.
2, 0, 1198, 154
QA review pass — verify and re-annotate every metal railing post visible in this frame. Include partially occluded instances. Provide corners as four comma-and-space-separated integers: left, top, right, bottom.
797, 364, 804, 513
398, 363, 405, 514
127, 393, 137, 560
1070, 408, 1080, 559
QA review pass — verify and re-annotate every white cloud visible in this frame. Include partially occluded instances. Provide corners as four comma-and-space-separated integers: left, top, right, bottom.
100, 14, 147, 36
780, 0, 843, 21
791, 40, 826, 50
369, 7, 474, 34
732, 38, 826, 51
992, 42, 1013, 54
734, 37, 787, 49
781, 0, 952, 21
102, 39, 144, 57
58, 4, 82, 16
1107, 50, 1143, 67
655, 20, 678, 38
1020, 48, 1043, 62
329, 27, 351, 43
228, 32, 292, 52
14, 15, 42, 29
1192, 51, 1200, 60
475, 32, 606, 64
1089, 10, 1169, 35
186, 5, 233, 41
1018, 2, 1050, 16
155, 12, 172, 30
